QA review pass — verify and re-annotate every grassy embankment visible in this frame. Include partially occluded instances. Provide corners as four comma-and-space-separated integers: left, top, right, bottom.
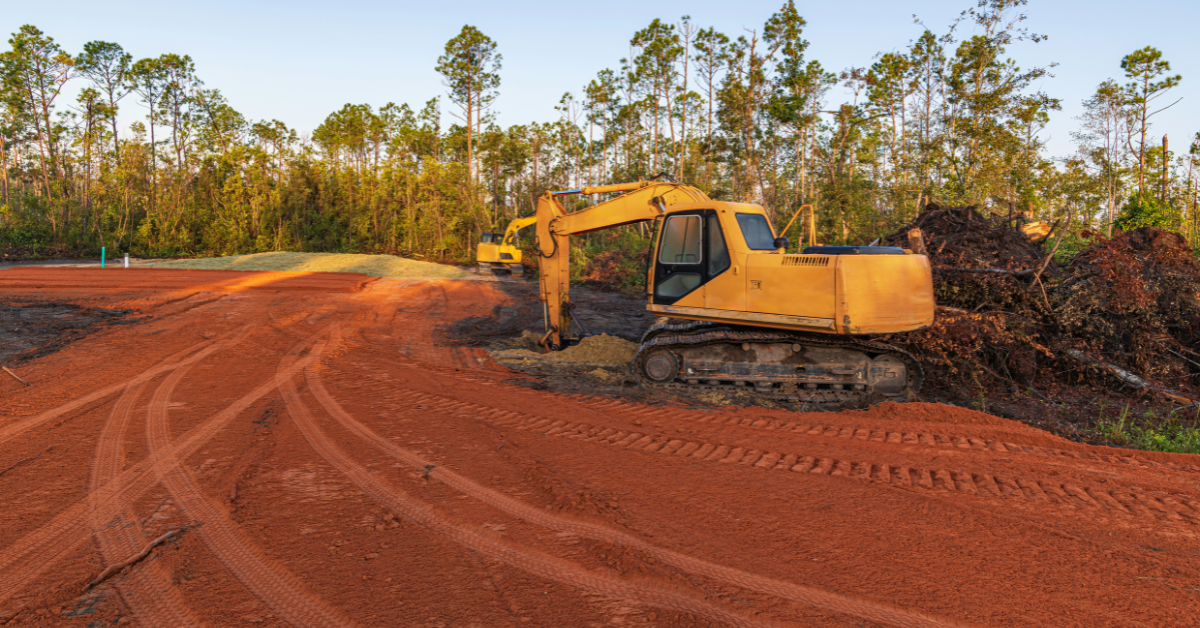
155, 251, 475, 280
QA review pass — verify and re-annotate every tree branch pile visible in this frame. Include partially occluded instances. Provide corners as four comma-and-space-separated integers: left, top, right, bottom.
882, 204, 1200, 404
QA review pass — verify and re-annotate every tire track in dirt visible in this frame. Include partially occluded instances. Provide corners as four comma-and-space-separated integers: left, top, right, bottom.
388, 282, 495, 371
0, 328, 325, 606
573, 397, 1200, 476
278, 333, 794, 628
0, 336, 219, 447
303, 346, 974, 628
388, 389, 1200, 527
89, 382, 208, 628
145, 343, 360, 628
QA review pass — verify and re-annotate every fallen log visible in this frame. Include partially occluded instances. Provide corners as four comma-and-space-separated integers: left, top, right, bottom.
2, 366, 31, 386
85, 528, 184, 591
1064, 349, 1196, 404
1064, 349, 1150, 388
936, 267, 1035, 276
0, 446, 49, 478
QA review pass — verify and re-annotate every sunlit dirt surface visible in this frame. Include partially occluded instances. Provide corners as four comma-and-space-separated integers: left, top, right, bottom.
2, 266, 1199, 628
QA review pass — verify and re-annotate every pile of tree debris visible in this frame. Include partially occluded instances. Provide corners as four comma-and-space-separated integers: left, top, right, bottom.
882, 203, 1200, 408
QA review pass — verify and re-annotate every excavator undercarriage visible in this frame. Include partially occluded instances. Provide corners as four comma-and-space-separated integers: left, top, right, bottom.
633, 320, 923, 404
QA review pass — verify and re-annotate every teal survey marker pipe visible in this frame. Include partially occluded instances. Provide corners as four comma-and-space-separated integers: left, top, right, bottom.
101, 247, 105, 268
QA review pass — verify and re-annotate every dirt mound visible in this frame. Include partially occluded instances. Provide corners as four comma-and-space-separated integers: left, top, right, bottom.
551, 334, 638, 364
493, 332, 637, 366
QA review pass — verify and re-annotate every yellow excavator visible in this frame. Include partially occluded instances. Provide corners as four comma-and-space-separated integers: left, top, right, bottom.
477, 215, 536, 274
533, 180, 935, 403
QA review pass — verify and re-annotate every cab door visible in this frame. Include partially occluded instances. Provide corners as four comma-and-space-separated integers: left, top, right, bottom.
652, 212, 704, 305
652, 210, 731, 307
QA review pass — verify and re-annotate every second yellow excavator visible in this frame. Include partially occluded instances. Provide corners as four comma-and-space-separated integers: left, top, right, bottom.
532, 180, 935, 403
477, 215, 536, 274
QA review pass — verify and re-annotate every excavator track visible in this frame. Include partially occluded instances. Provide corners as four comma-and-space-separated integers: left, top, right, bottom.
633, 320, 923, 406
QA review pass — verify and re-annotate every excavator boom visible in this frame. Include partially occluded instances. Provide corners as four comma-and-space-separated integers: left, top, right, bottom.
534, 181, 709, 348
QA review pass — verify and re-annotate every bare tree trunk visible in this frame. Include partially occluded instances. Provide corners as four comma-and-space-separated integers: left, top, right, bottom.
111, 96, 122, 165
0, 134, 8, 205
664, 79, 675, 177
1162, 134, 1169, 205
467, 89, 475, 184
149, 106, 158, 229
28, 84, 54, 203
1137, 83, 1148, 196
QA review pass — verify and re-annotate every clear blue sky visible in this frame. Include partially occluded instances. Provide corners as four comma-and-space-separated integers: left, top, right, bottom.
7, 0, 1199, 158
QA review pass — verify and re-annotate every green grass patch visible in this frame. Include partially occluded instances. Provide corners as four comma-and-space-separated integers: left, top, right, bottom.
1093, 404, 1200, 454
154, 252, 475, 280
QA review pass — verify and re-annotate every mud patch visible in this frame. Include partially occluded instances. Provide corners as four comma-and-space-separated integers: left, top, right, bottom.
0, 301, 136, 366
442, 279, 655, 346
445, 302, 542, 345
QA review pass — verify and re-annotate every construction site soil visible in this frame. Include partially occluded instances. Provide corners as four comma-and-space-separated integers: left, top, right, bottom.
3, 266, 1200, 627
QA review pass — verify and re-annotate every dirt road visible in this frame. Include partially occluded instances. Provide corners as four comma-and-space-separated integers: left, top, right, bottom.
2, 267, 1199, 627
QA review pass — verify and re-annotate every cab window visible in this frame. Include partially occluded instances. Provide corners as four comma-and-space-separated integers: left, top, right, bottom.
735, 213, 776, 250
658, 215, 703, 264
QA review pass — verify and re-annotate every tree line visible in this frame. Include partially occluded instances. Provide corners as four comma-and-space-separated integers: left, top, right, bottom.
1, 0, 1197, 262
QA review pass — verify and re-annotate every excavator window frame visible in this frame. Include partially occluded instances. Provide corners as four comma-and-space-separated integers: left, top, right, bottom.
643, 216, 663, 296
707, 213, 731, 276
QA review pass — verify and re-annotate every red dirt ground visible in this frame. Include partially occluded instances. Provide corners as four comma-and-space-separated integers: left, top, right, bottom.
2, 267, 1200, 628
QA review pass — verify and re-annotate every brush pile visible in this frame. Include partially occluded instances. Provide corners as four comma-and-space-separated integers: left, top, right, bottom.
883, 203, 1200, 404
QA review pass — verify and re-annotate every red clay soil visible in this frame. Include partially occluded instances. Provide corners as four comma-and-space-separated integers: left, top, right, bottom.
2, 267, 1200, 628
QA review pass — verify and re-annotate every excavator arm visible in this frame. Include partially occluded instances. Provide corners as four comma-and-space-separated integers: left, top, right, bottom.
503, 215, 537, 247
535, 181, 710, 349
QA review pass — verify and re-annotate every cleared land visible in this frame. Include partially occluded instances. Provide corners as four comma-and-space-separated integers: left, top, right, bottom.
156, 251, 475, 279
1, 266, 1199, 627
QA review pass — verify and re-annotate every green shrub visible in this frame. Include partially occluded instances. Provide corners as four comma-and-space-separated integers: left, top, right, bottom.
1094, 405, 1200, 454
1114, 193, 1177, 232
